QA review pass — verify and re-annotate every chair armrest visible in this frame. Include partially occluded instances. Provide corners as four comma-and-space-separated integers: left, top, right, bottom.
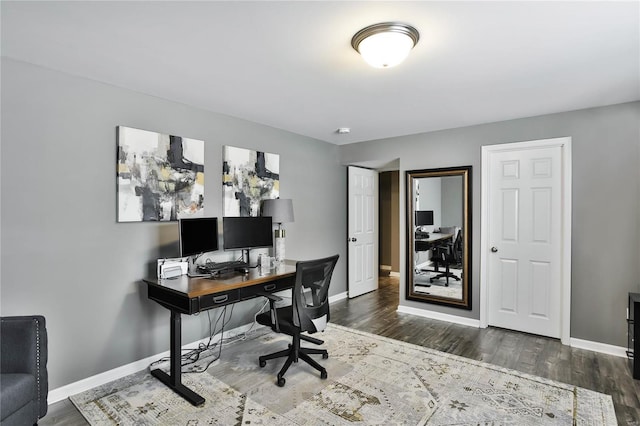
255, 292, 282, 332
255, 292, 283, 302
1, 315, 48, 418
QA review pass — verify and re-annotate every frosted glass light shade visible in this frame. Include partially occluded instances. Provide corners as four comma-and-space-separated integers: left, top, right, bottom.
352, 22, 419, 69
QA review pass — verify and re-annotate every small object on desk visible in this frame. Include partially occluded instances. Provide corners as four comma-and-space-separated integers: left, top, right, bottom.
162, 266, 183, 279
259, 255, 276, 275
158, 258, 188, 278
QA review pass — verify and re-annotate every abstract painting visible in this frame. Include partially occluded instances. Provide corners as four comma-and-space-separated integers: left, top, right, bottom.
117, 126, 204, 222
222, 146, 279, 217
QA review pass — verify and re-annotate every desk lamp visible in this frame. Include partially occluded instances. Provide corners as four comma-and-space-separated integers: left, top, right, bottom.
261, 198, 294, 263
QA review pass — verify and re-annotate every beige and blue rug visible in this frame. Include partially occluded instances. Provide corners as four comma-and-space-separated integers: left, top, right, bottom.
70, 324, 616, 425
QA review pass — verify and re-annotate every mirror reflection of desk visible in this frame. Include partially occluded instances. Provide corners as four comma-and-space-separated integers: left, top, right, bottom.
414, 233, 454, 281
414, 233, 454, 251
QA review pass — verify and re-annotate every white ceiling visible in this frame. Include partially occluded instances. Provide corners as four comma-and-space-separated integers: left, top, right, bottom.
2, 1, 638, 145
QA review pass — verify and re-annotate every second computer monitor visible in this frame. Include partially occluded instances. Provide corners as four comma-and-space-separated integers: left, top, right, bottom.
222, 216, 273, 251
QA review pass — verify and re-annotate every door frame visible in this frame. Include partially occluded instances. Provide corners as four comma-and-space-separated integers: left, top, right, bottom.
479, 137, 572, 345
345, 159, 400, 298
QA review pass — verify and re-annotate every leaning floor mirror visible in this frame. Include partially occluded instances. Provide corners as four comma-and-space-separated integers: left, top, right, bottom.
406, 166, 472, 309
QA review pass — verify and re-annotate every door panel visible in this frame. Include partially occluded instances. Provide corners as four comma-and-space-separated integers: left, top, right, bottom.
487, 146, 562, 338
348, 166, 378, 298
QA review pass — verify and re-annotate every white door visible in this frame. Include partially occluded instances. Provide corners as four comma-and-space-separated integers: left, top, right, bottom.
485, 140, 568, 338
348, 166, 378, 298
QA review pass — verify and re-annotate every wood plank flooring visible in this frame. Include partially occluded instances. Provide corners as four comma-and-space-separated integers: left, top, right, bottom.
41, 276, 640, 425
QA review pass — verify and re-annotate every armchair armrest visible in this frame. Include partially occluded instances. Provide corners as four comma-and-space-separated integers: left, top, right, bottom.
1, 315, 48, 418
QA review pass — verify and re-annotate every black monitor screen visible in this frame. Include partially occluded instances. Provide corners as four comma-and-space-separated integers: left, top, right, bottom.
179, 217, 219, 257
415, 210, 434, 226
223, 216, 273, 251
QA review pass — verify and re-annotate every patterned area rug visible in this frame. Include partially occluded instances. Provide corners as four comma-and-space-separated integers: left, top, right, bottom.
70, 324, 616, 425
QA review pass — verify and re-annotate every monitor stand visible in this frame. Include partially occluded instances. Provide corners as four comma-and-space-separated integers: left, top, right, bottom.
242, 249, 252, 266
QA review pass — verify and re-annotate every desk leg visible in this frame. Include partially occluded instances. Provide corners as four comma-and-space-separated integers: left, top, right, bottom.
150, 310, 205, 406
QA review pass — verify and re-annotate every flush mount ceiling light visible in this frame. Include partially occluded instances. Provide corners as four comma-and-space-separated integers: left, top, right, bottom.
351, 22, 419, 68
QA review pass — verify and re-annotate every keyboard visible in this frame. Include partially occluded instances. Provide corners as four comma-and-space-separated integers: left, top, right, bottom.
198, 260, 249, 275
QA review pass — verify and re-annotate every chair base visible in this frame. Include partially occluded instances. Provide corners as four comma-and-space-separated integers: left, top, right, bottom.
259, 339, 328, 387
430, 264, 460, 286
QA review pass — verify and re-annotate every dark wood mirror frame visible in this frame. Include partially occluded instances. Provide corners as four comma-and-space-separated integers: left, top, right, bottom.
405, 166, 472, 309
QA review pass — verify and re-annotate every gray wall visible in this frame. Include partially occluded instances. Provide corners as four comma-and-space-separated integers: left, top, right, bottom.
417, 177, 441, 229
340, 101, 640, 347
441, 176, 463, 228
0, 59, 347, 389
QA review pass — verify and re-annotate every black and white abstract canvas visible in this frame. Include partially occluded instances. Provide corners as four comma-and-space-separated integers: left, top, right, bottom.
222, 146, 279, 217
117, 126, 204, 222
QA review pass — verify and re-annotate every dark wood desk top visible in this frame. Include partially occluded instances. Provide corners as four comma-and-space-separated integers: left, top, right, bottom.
144, 264, 296, 298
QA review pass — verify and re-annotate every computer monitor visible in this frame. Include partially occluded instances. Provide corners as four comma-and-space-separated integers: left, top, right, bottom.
415, 210, 434, 226
179, 217, 219, 257
223, 216, 273, 251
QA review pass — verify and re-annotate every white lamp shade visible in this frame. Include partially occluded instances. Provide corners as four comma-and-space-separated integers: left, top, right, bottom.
261, 198, 294, 224
358, 31, 415, 68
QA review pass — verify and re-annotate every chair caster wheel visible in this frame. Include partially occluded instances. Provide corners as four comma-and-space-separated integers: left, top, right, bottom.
322, 353, 328, 359
277, 377, 286, 387
320, 370, 328, 380
259, 359, 266, 368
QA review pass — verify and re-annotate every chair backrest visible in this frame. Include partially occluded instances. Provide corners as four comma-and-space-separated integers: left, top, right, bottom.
452, 229, 463, 262
292, 254, 339, 334
439, 226, 457, 236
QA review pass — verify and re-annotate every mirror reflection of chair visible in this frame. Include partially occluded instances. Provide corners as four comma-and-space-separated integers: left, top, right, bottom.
431, 229, 463, 286
256, 254, 339, 387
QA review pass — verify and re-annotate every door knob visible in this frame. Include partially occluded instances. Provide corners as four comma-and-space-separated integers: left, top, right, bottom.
491, 247, 498, 253
349, 237, 357, 242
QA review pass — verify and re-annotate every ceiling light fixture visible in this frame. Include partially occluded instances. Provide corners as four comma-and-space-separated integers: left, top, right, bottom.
351, 22, 419, 68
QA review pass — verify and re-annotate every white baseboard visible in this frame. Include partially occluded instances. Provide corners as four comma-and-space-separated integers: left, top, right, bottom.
329, 291, 348, 304
49, 293, 350, 404
570, 338, 628, 358
397, 305, 481, 328
389, 271, 400, 277
47, 322, 258, 404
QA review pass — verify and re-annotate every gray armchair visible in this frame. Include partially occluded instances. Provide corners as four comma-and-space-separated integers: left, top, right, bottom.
1, 316, 48, 425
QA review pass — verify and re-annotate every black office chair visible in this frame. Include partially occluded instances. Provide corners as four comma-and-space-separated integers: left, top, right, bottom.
431, 230, 462, 286
256, 254, 339, 387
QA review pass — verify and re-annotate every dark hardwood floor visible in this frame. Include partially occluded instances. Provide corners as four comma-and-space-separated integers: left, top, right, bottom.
42, 276, 640, 425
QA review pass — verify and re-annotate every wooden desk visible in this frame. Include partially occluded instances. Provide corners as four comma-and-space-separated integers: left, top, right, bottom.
144, 264, 296, 406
